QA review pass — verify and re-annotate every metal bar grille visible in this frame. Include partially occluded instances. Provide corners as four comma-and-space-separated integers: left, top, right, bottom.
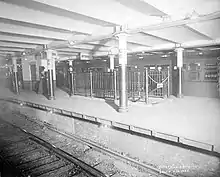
56, 66, 170, 102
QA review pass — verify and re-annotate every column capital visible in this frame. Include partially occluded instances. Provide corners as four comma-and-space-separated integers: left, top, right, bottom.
115, 32, 128, 38
68, 60, 73, 66
108, 53, 115, 57
175, 47, 184, 52
12, 56, 17, 60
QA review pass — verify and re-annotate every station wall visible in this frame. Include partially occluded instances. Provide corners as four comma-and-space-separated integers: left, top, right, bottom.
182, 55, 218, 98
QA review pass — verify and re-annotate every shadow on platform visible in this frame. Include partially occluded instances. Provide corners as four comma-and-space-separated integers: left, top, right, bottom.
105, 99, 118, 112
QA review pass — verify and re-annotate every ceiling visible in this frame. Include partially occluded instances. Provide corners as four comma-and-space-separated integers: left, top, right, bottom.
0, 0, 220, 59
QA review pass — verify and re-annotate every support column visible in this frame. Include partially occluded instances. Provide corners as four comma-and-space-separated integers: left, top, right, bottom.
12, 57, 19, 94
176, 48, 184, 98
47, 50, 55, 100
117, 32, 128, 113
68, 60, 74, 96
109, 54, 115, 72
21, 56, 32, 91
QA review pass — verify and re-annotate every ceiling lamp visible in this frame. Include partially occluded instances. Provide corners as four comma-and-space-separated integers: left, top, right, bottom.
210, 48, 220, 51
161, 54, 168, 58
138, 56, 144, 59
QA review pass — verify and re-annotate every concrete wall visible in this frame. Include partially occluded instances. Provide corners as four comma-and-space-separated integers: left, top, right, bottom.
127, 55, 171, 71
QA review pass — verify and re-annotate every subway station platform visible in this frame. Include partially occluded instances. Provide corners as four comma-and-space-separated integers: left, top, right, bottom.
0, 78, 219, 154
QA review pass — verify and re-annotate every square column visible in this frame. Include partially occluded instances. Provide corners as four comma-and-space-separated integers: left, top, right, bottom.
46, 50, 56, 100
176, 48, 184, 98
109, 54, 115, 72
12, 57, 19, 94
117, 32, 128, 113
21, 56, 32, 91
68, 60, 74, 96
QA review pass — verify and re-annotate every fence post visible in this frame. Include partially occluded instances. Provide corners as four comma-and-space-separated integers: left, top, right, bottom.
90, 70, 93, 97
137, 70, 141, 98
73, 72, 76, 95
113, 69, 117, 101
145, 67, 149, 104
167, 66, 170, 97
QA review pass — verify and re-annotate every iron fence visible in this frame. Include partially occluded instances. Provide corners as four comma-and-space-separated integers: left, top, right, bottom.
56, 66, 170, 103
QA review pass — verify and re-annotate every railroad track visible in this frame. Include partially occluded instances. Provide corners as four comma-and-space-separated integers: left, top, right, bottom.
0, 120, 106, 177
0, 109, 179, 177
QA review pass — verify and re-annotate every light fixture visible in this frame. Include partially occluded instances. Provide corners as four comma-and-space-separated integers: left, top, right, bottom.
210, 48, 220, 51
138, 56, 144, 59
161, 54, 168, 58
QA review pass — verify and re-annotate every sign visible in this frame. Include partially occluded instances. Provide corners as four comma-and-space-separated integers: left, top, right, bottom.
157, 83, 163, 88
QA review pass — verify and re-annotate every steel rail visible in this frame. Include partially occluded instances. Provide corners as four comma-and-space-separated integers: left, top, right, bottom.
0, 118, 107, 177
44, 122, 179, 177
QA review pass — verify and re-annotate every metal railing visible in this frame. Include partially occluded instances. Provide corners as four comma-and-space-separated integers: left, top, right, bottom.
56, 66, 170, 103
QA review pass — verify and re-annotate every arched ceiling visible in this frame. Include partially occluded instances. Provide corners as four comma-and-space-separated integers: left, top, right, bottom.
0, 0, 219, 58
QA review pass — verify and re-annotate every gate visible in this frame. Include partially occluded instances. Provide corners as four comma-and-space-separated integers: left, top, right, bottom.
127, 69, 145, 101
92, 71, 115, 98
30, 64, 37, 91
56, 61, 70, 93
147, 65, 170, 98
74, 72, 90, 96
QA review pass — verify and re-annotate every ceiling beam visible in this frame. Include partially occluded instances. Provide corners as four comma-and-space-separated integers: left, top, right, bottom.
3, 0, 116, 27
70, 44, 110, 51
0, 41, 40, 49
129, 11, 220, 33
56, 48, 90, 54
0, 22, 75, 40
127, 38, 152, 47
86, 42, 110, 47
0, 33, 54, 45
57, 52, 78, 56
0, 48, 24, 52
0, 46, 29, 50
183, 25, 213, 40
0, 17, 73, 34
0, 1, 113, 35
141, 31, 177, 43
57, 50, 79, 54
0, 51, 16, 54
127, 41, 151, 47
0, 32, 66, 42
114, 0, 166, 16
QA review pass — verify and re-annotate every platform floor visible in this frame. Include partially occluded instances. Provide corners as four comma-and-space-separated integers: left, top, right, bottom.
0, 79, 220, 153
